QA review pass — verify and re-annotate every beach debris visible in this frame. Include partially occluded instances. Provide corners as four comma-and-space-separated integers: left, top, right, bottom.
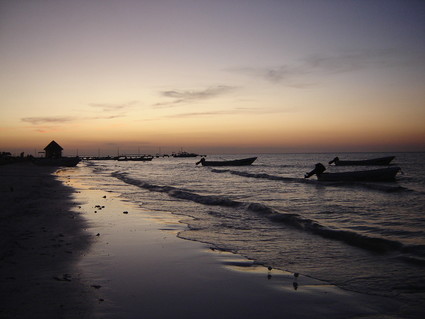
98, 299, 104, 302
292, 272, 299, 290
91, 284, 102, 289
53, 274, 72, 282
267, 266, 273, 279
123, 211, 129, 214
103, 195, 106, 198
96, 233, 100, 236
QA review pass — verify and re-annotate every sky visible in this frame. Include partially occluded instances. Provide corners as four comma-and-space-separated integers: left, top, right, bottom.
1, 0, 425, 156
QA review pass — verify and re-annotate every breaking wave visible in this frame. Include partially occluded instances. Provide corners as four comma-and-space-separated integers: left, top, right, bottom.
112, 171, 420, 258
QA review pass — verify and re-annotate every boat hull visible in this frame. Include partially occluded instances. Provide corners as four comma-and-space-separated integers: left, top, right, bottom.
198, 157, 257, 167
330, 156, 395, 166
317, 167, 401, 182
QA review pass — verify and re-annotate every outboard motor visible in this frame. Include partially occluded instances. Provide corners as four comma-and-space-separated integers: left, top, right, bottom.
196, 158, 205, 165
305, 163, 326, 178
329, 157, 339, 165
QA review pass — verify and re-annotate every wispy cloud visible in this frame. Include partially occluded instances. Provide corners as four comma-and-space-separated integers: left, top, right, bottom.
154, 85, 237, 108
89, 100, 139, 112
91, 114, 125, 120
20, 113, 127, 132
302, 50, 400, 73
230, 49, 412, 87
21, 116, 77, 125
232, 65, 312, 87
159, 106, 295, 119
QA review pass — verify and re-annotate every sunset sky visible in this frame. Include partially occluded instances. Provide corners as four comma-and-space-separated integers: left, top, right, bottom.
1, 0, 424, 156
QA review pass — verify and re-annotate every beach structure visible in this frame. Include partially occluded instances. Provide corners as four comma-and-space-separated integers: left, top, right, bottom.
44, 140, 63, 158
33, 141, 80, 166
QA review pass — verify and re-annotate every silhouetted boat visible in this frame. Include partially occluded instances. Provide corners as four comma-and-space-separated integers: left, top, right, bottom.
329, 156, 395, 166
305, 163, 401, 182
117, 156, 153, 161
173, 151, 199, 157
196, 157, 257, 166
32, 157, 81, 167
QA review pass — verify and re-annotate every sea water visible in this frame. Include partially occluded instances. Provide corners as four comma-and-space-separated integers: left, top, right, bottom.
75, 152, 425, 311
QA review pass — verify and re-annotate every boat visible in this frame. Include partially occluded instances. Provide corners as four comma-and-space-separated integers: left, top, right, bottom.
32, 157, 81, 167
305, 163, 401, 182
117, 155, 153, 161
329, 156, 395, 166
196, 157, 257, 167
172, 151, 199, 158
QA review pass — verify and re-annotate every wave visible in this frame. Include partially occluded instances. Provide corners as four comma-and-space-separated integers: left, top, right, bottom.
210, 168, 410, 193
243, 202, 404, 253
111, 171, 421, 257
112, 172, 241, 207
211, 168, 303, 183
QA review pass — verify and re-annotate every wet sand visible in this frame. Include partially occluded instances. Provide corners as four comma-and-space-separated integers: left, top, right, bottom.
1, 162, 406, 318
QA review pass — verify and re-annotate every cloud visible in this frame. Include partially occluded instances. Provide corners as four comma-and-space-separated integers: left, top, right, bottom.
154, 86, 237, 108
90, 114, 125, 120
162, 86, 235, 100
164, 110, 235, 118
230, 49, 412, 87
89, 100, 139, 112
21, 114, 125, 127
232, 65, 312, 87
21, 116, 77, 125
160, 106, 295, 119
302, 50, 400, 74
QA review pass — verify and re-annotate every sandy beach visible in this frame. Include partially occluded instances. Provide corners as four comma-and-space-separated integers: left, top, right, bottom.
0, 163, 93, 318
0, 162, 409, 318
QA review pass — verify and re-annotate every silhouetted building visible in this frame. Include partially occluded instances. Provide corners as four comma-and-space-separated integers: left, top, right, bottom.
44, 140, 63, 158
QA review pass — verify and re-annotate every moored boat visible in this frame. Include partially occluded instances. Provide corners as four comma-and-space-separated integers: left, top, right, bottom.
173, 151, 199, 158
329, 156, 395, 166
196, 157, 257, 167
305, 163, 401, 182
32, 157, 81, 167
117, 156, 153, 161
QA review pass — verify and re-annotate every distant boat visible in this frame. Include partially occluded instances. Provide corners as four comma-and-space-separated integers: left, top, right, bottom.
32, 157, 81, 167
117, 156, 153, 161
305, 163, 401, 182
173, 151, 199, 158
196, 157, 257, 167
329, 156, 395, 166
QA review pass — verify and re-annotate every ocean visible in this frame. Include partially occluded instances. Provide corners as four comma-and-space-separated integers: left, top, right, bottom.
75, 152, 425, 311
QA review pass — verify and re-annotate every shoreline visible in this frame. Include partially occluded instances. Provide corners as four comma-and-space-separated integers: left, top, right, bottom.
1, 162, 407, 318
62, 164, 404, 318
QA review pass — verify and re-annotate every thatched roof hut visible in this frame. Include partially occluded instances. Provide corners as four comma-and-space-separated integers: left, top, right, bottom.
44, 140, 63, 158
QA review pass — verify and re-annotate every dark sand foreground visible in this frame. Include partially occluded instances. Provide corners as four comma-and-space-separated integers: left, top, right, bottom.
1, 162, 408, 318
0, 163, 92, 318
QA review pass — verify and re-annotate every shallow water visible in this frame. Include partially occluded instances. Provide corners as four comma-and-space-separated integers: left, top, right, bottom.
75, 152, 425, 314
